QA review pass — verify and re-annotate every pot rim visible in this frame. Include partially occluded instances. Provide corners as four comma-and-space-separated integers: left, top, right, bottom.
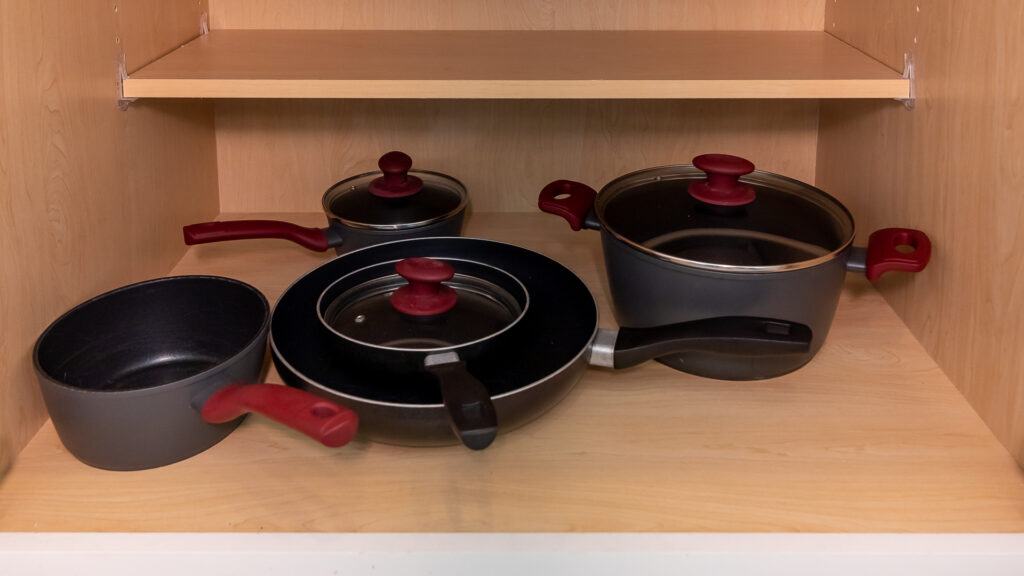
594, 164, 858, 273
322, 168, 470, 231
315, 257, 531, 354
32, 275, 270, 398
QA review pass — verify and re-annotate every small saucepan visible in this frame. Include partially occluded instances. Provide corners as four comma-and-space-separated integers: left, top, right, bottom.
315, 256, 529, 450
183, 151, 468, 254
33, 276, 359, 471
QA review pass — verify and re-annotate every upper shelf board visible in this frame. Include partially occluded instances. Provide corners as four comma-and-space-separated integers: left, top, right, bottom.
123, 30, 910, 99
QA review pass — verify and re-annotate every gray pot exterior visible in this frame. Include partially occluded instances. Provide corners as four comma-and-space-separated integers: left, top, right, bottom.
328, 210, 466, 255
35, 333, 267, 471
601, 230, 850, 380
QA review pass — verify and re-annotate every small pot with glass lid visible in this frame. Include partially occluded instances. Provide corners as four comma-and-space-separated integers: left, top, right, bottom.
183, 151, 468, 254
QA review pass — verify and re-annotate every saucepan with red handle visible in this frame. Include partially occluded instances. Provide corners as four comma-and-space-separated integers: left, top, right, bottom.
33, 276, 359, 470
183, 151, 468, 255
539, 154, 933, 380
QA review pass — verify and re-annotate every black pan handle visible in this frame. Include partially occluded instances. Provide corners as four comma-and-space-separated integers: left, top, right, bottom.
609, 317, 813, 370
424, 354, 498, 451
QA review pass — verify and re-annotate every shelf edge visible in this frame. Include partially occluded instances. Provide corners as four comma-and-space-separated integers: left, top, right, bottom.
122, 78, 911, 100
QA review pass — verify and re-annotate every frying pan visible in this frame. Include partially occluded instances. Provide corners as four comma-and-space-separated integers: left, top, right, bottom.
33, 276, 359, 470
271, 238, 811, 446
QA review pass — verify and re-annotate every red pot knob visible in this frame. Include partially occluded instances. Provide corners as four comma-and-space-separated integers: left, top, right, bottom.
369, 151, 424, 198
390, 257, 458, 316
689, 154, 757, 206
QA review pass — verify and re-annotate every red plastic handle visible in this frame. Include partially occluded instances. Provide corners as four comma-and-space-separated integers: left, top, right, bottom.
538, 180, 598, 231
390, 257, 458, 316
689, 154, 757, 206
369, 151, 424, 198
865, 228, 932, 282
201, 383, 359, 448
183, 220, 331, 252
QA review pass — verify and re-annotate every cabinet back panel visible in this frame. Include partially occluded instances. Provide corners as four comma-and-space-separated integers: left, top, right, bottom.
820, 1, 1024, 465
209, 0, 825, 31
0, 1, 218, 454
118, 0, 209, 73
214, 100, 819, 213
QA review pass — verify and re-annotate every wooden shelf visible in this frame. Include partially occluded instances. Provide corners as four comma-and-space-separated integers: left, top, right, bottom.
123, 30, 910, 99
2, 212, 1022, 533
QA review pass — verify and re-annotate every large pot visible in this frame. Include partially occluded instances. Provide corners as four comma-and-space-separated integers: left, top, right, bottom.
270, 237, 811, 447
183, 151, 468, 254
539, 154, 932, 380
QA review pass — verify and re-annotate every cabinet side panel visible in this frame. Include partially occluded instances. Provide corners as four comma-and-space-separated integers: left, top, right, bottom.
207, 0, 825, 31
0, 2, 218, 454
214, 100, 819, 213
819, 2, 1024, 464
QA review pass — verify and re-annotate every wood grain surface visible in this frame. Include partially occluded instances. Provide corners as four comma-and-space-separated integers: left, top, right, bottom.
214, 99, 820, 213
1, 213, 1022, 533
819, 2, 1024, 465
117, 0, 208, 73
208, 0, 826, 31
122, 30, 907, 99
0, 1, 218, 454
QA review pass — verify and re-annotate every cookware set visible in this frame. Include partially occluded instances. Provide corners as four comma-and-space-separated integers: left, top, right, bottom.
33, 151, 932, 468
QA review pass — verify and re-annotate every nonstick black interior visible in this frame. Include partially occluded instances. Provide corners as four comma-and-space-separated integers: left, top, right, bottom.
271, 237, 597, 405
36, 276, 268, 391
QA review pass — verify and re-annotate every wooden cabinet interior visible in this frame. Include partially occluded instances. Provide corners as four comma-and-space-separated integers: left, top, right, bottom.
0, 0, 1022, 518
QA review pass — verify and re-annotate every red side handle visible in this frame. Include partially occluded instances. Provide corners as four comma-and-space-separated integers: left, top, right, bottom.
183, 220, 331, 252
538, 180, 598, 231
391, 257, 458, 316
369, 151, 424, 198
689, 154, 757, 206
865, 228, 932, 282
202, 383, 359, 448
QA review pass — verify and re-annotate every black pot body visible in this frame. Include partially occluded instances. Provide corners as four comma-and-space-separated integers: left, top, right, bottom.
33, 277, 269, 470
327, 210, 466, 255
601, 230, 850, 380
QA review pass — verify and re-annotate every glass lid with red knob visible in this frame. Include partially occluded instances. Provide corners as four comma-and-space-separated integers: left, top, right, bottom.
593, 154, 857, 272
323, 151, 468, 230
317, 257, 529, 351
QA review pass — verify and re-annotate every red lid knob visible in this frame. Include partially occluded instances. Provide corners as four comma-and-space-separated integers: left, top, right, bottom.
688, 154, 757, 206
369, 151, 424, 199
390, 257, 458, 316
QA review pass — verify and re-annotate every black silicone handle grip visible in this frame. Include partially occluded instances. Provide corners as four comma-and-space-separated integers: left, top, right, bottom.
425, 360, 498, 451
613, 317, 812, 370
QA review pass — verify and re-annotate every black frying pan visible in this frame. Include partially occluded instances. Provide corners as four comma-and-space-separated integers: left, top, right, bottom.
271, 238, 810, 447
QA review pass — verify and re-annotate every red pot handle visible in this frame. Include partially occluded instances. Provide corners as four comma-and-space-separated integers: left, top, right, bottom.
369, 151, 424, 199
391, 257, 458, 316
538, 180, 598, 231
865, 228, 932, 281
183, 220, 332, 252
202, 383, 359, 448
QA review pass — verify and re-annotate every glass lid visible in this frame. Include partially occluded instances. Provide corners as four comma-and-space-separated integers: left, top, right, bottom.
323, 151, 468, 230
595, 154, 856, 272
318, 257, 528, 352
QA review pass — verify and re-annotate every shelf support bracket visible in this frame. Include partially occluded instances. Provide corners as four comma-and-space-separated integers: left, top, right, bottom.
116, 51, 137, 111
895, 52, 915, 110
